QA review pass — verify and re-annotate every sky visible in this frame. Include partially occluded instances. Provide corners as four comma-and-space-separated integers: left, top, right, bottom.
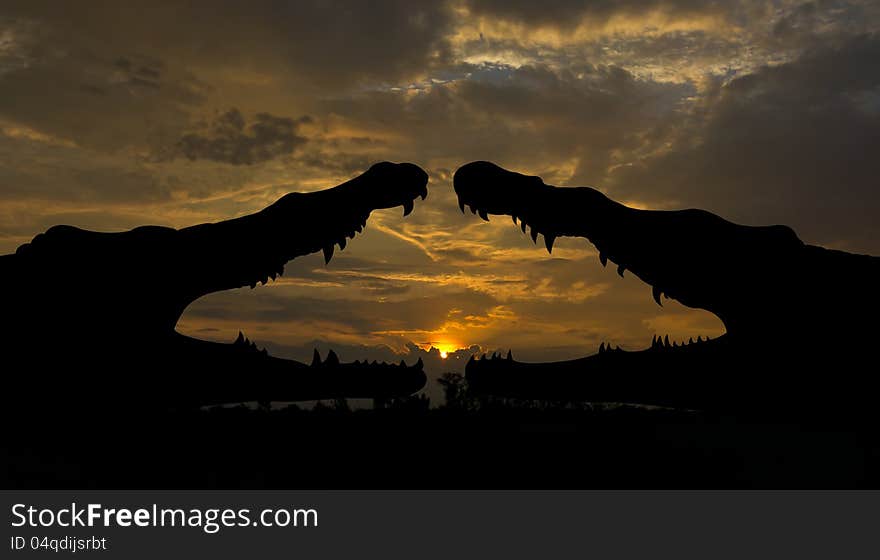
1, 1, 878, 398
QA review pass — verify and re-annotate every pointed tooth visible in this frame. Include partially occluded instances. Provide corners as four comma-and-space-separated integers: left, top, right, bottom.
652, 285, 663, 306
506, 349, 512, 361
544, 233, 556, 254
403, 199, 414, 216
599, 252, 607, 267
325, 349, 339, 366
617, 264, 625, 277
338, 237, 346, 250
235, 331, 245, 345
420, 185, 428, 200
512, 215, 518, 225
458, 197, 465, 213
323, 245, 334, 264
478, 209, 489, 221
399, 360, 406, 367
470, 204, 477, 215
414, 357, 424, 369
530, 227, 538, 244
521, 221, 527, 233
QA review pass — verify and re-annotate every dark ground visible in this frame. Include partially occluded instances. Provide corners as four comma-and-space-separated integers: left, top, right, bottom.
3, 375, 878, 489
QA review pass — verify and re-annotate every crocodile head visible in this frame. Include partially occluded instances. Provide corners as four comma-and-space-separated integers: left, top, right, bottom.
454, 161, 809, 339
2, 162, 429, 409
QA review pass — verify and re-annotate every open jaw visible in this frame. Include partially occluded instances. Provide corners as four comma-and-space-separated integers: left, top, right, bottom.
451, 161, 828, 411
452, 161, 807, 330
2, 162, 429, 411
169, 161, 432, 405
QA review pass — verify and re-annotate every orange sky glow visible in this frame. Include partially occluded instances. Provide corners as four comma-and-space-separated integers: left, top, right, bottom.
2, 1, 878, 399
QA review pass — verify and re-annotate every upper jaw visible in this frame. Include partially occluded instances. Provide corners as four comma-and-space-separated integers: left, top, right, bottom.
176, 163, 429, 305
452, 162, 710, 309
453, 161, 546, 219
346, 161, 429, 216
301, 162, 429, 263
454, 162, 573, 254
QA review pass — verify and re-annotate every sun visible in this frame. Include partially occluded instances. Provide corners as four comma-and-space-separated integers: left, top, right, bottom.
422, 341, 459, 359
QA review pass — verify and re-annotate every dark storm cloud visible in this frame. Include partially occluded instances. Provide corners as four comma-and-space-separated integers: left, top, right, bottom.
320, 61, 691, 178
1, 0, 455, 90
169, 109, 311, 165
463, 0, 746, 28
458, 63, 692, 178
0, 44, 209, 151
0, 0, 456, 170
766, 0, 880, 51
606, 33, 880, 250
295, 151, 381, 177
0, 131, 177, 204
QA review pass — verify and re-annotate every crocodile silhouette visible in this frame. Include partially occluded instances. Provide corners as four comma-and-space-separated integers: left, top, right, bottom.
0, 162, 429, 414
454, 161, 880, 414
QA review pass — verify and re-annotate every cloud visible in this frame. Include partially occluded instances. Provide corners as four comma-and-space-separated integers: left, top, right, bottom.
167, 109, 311, 165
462, 0, 740, 30
1, 0, 456, 91
604, 33, 880, 250
317, 60, 692, 184
0, 27, 209, 151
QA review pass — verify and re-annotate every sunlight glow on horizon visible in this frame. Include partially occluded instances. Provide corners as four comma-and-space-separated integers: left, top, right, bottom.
417, 341, 466, 357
